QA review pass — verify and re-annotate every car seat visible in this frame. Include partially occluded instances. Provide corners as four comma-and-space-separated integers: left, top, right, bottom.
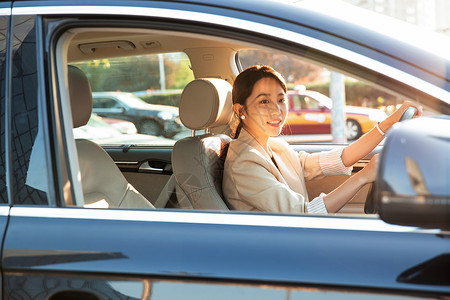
68, 65, 154, 209
171, 78, 233, 210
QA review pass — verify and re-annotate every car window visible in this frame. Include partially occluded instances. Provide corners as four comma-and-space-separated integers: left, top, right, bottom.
56, 22, 448, 215
92, 97, 122, 109
72, 52, 193, 145
303, 97, 320, 110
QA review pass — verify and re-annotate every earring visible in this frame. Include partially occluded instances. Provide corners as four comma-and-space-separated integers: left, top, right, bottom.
240, 115, 245, 120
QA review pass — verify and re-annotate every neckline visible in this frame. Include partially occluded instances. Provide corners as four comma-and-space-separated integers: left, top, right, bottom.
240, 128, 274, 159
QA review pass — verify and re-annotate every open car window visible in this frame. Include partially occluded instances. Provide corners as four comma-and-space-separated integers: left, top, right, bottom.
56, 21, 448, 215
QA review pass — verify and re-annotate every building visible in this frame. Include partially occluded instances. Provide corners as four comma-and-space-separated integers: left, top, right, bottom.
343, 0, 450, 36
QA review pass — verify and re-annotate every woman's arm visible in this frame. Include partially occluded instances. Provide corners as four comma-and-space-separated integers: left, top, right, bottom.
341, 101, 422, 167
323, 154, 378, 213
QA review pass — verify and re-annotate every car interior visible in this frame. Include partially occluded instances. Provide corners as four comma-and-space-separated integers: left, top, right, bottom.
57, 25, 426, 214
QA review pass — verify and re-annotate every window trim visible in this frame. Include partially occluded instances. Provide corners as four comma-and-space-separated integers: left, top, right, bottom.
9, 206, 432, 234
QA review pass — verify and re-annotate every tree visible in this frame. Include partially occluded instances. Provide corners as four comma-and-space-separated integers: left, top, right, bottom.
73, 54, 188, 93
238, 49, 324, 84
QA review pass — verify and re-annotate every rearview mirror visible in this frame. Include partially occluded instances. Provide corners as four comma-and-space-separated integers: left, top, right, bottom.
375, 116, 450, 230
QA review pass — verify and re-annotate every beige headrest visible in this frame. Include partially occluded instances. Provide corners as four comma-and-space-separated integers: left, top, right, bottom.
179, 78, 233, 130
68, 65, 93, 128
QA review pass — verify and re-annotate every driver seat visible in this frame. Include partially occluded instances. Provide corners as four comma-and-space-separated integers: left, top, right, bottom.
172, 78, 234, 210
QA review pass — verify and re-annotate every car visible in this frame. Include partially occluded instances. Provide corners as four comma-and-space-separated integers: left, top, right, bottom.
73, 114, 175, 145
92, 91, 184, 138
283, 86, 387, 140
99, 115, 138, 135
1, 0, 449, 299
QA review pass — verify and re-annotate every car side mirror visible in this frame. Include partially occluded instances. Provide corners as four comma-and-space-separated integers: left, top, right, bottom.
375, 116, 450, 230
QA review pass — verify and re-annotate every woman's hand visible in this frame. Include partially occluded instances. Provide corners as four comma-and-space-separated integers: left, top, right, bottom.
359, 154, 379, 184
380, 101, 423, 132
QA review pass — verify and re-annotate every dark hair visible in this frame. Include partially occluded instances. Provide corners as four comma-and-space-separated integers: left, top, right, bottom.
232, 65, 287, 138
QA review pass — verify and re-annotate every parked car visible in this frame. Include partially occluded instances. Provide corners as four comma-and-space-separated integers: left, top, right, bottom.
73, 114, 174, 145
1, 0, 449, 299
284, 87, 387, 140
99, 115, 138, 135
92, 91, 184, 138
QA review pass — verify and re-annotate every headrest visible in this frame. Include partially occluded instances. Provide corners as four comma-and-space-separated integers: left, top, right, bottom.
179, 78, 233, 130
68, 65, 93, 128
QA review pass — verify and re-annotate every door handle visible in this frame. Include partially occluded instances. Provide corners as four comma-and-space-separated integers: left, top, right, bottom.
139, 161, 172, 174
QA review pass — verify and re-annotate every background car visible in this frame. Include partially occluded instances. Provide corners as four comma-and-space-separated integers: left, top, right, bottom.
92, 91, 184, 138
100, 115, 138, 134
73, 114, 175, 145
283, 86, 387, 140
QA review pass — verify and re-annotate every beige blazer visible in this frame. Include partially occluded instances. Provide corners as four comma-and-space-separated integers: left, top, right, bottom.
223, 129, 327, 213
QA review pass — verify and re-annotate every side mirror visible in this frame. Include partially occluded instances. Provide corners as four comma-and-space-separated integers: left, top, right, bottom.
375, 116, 450, 230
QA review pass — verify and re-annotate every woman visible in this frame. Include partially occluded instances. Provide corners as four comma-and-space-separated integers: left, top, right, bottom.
222, 65, 421, 214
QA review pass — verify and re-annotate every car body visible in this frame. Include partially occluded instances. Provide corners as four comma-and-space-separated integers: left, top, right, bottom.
0, 0, 449, 299
100, 115, 138, 135
73, 114, 174, 145
284, 88, 387, 140
92, 91, 184, 138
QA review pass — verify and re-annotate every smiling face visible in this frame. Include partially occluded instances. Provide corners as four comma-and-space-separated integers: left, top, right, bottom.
236, 77, 288, 146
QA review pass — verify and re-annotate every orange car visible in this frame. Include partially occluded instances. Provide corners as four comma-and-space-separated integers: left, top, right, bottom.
283, 88, 387, 140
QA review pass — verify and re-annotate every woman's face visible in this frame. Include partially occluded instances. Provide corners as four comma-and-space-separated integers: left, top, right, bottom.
238, 77, 288, 143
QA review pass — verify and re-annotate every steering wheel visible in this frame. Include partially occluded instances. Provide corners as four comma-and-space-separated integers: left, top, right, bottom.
364, 107, 418, 214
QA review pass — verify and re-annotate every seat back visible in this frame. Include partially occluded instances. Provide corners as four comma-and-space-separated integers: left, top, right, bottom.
172, 78, 233, 210
68, 65, 153, 209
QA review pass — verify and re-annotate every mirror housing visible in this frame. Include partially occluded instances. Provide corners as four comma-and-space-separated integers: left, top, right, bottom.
375, 116, 450, 230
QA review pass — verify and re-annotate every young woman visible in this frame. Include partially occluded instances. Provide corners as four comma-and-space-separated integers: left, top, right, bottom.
222, 65, 421, 214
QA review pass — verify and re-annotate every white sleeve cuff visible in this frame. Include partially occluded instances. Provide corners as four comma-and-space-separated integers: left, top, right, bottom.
319, 147, 352, 176
306, 193, 328, 214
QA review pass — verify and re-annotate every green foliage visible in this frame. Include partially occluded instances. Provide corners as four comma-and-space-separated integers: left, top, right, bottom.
239, 49, 324, 83
72, 53, 194, 94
